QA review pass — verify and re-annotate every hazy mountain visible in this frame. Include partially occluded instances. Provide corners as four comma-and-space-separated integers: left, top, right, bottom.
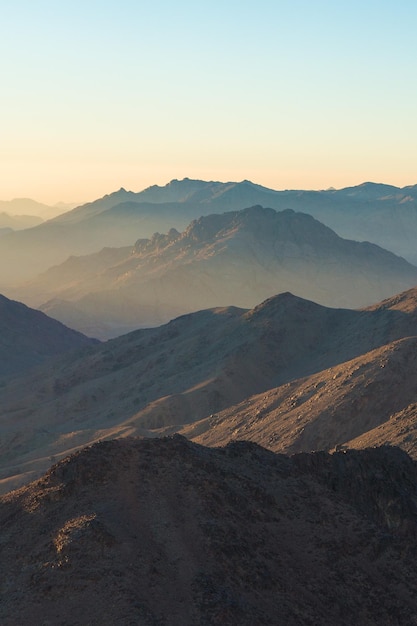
3, 289, 417, 491
14, 206, 417, 339
139, 179, 417, 263
46, 178, 417, 264
47, 179, 278, 225
0, 227, 13, 239
0, 199, 204, 286
1, 178, 417, 286
0, 294, 98, 380
2, 436, 417, 625
0, 212, 42, 230
0, 198, 67, 220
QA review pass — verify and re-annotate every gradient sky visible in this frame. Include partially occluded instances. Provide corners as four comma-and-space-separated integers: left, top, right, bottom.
1, 0, 416, 204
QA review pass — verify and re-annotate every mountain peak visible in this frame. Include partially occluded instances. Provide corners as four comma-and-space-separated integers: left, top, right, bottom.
244, 291, 327, 321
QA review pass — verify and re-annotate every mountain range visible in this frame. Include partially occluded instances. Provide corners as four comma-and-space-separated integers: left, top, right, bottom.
42, 178, 417, 265
4, 178, 417, 624
3, 287, 417, 492
2, 436, 417, 625
2, 178, 417, 288
12, 205, 417, 339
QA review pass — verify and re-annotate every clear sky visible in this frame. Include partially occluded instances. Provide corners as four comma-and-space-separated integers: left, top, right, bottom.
1, 0, 416, 204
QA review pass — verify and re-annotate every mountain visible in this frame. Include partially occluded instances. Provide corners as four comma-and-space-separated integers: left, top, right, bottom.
2, 436, 417, 625
0, 294, 98, 380
2, 178, 417, 286
0, 212, 42, 230
47, 178, 417, 264
3, 289, 417, 491
0, 198, 67, 220
0, 187, 215, 285
14, 206, 417, 339
182, 288, 417, 456
185, 335, 417, 455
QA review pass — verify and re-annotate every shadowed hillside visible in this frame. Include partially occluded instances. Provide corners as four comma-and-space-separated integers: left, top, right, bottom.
0, 294, 98, 379
2, 436, 417, 625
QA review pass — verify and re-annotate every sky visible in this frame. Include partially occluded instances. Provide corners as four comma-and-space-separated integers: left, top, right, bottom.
1, 0, 416, 204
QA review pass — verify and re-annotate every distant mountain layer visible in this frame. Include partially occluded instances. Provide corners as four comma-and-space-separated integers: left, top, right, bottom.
48, 178, 417, 264
15, 205, 417, 338
0, 212, 42, 230
0, 294, 98, 379
2, 436, 417, 625
3, 288, 417, 491
1, 178, 417, 285
0, 198, 68, 220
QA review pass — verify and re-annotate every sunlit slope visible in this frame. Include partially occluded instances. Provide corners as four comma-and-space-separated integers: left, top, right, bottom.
2, 288, 417, 490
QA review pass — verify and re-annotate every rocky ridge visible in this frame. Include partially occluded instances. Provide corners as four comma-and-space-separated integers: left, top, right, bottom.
1, 436, 417, 625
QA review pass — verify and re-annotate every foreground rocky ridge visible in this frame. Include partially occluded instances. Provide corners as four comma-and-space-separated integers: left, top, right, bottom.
1, 436, 417, 625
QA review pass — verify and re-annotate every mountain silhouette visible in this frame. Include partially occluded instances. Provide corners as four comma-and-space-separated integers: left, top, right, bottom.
0, 293, 97, 380
14, 205, 417, 339
2, 178, 417, 286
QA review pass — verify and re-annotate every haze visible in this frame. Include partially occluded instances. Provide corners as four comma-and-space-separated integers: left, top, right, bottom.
1, 1, 416, 204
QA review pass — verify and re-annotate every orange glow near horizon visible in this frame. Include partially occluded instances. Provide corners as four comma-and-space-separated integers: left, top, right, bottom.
1, 162, 415, 207
1, 3, 416, 206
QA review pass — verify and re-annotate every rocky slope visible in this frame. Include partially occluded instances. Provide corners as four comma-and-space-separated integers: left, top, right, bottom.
1, 436, 417, 625
184, 335, 417, 457
15, 206, 417, 338
3, 289, 417, 491
183, 288, 417, 456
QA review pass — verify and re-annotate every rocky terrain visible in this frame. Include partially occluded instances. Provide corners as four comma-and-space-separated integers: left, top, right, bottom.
1, 436, 417, 625
3, 288, 417, 492
185, 335, 417, 457
14, 205, 417, 338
